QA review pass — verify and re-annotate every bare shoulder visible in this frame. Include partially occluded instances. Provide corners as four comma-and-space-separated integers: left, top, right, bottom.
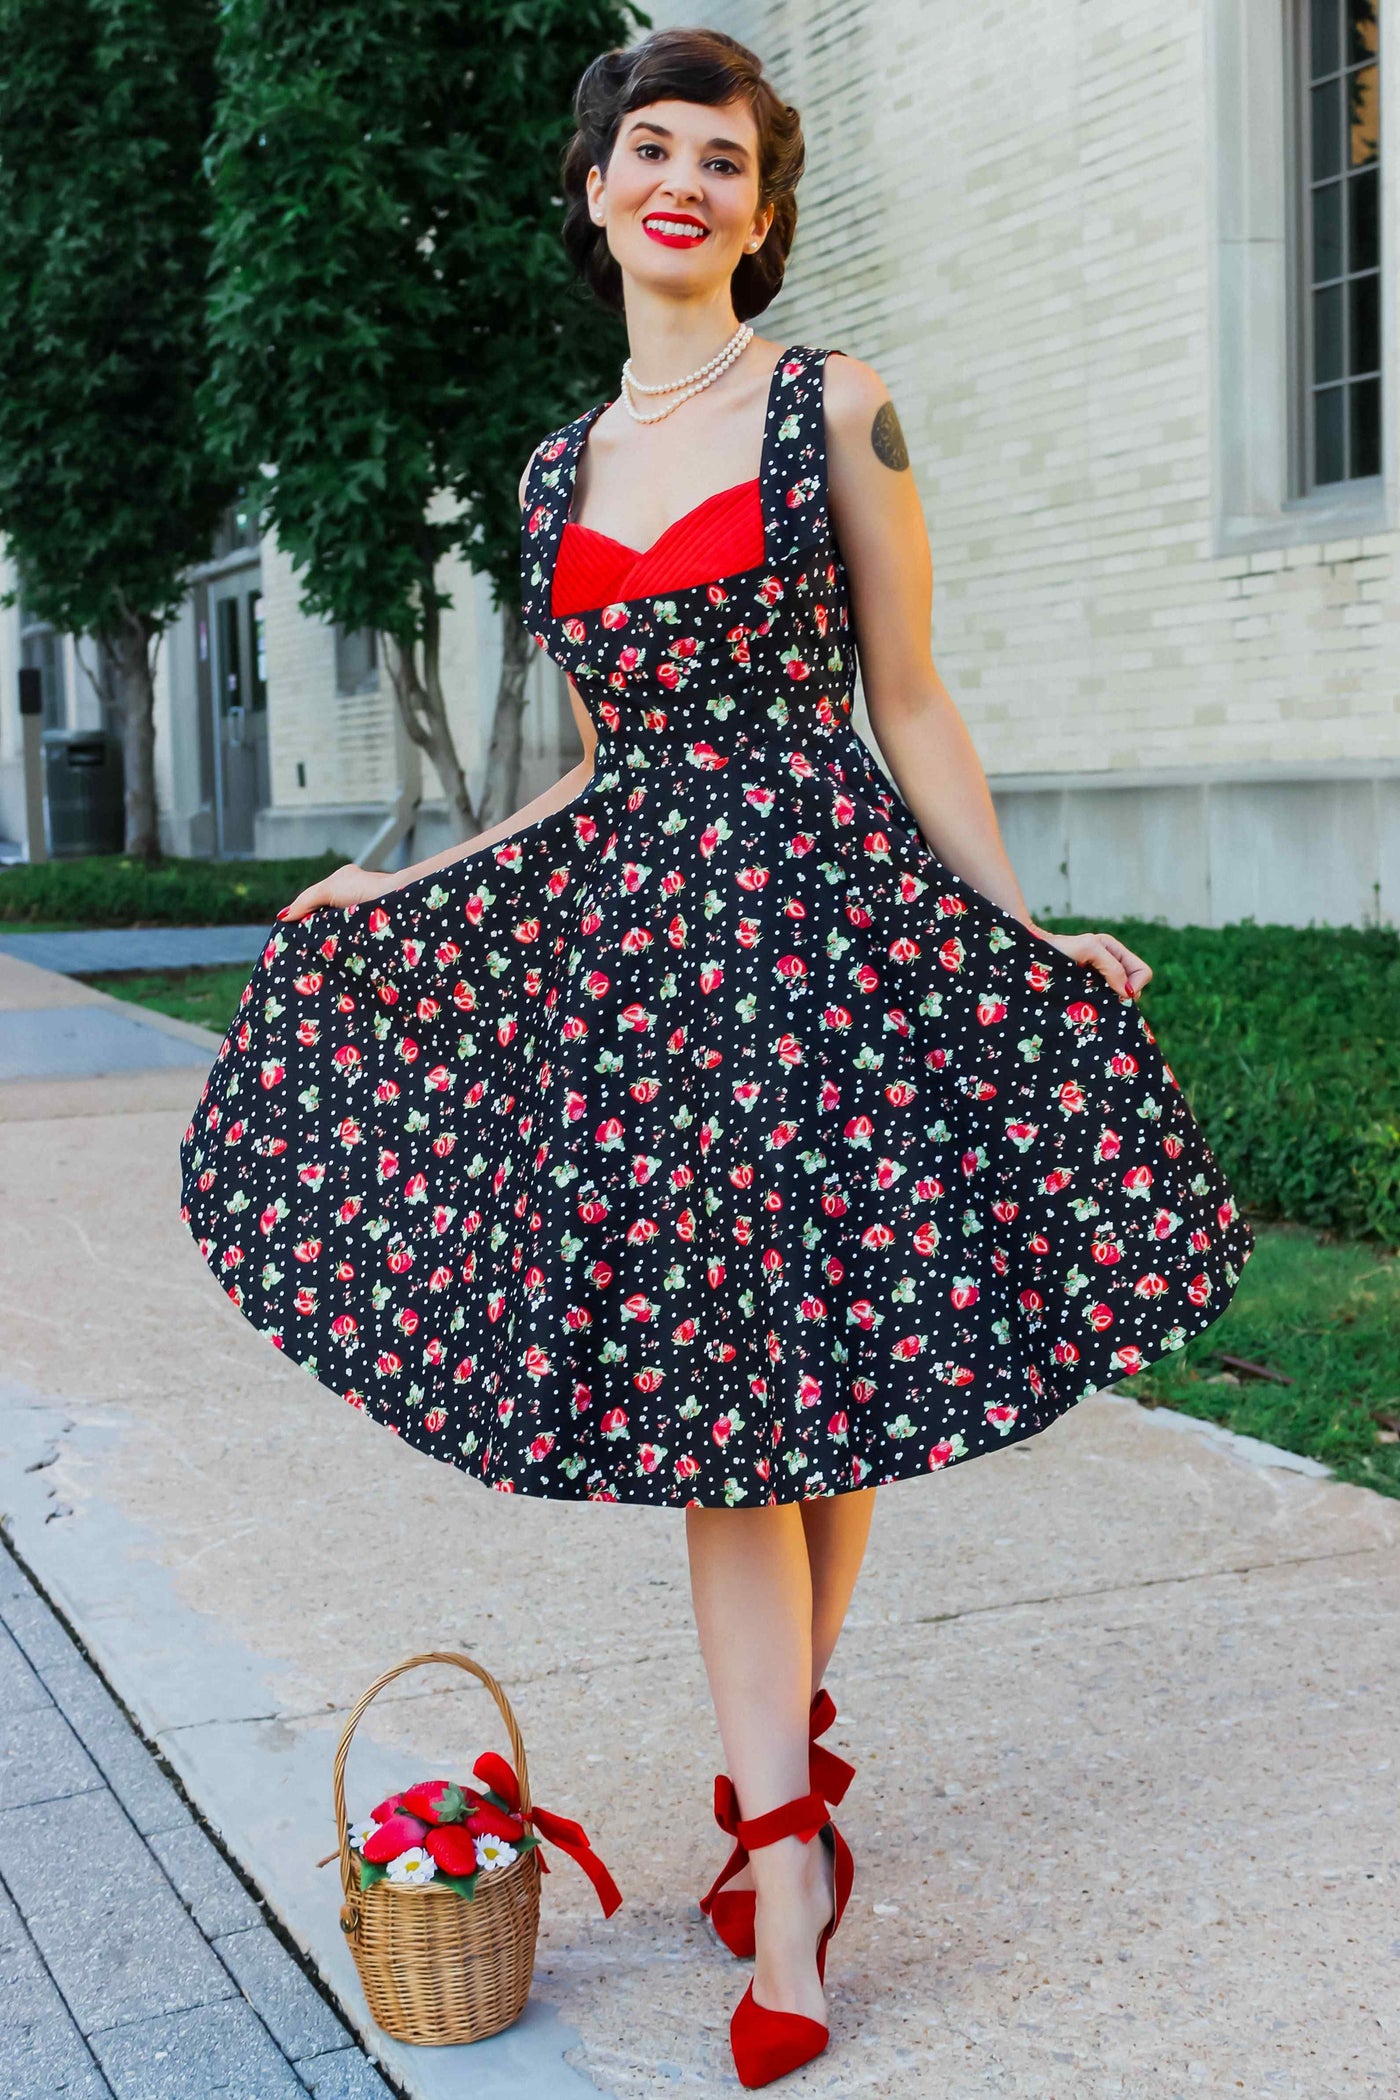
518, 452, 534, 512
823, 351, 910, 474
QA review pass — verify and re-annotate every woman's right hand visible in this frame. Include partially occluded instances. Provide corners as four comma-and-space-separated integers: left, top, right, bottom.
277, 862, 395, 923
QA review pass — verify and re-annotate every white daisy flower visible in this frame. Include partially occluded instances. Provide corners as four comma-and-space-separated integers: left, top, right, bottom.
474, 1834, 518, 1872
385, 1847, 437, 1886
347, 1818, 378, 1853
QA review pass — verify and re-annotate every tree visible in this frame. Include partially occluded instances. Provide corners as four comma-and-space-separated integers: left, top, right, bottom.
203, 0, 637, 851
0, 0, 234, 860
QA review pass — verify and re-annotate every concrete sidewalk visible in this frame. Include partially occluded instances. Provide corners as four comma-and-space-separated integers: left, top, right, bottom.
1, 951, 1397, 2099
0, 924, 269, 977
0, 951, 219, 1084
0, 1536, 396, 2100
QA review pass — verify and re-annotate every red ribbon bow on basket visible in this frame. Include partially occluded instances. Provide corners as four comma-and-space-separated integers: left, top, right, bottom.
474, 1752, 622, 1918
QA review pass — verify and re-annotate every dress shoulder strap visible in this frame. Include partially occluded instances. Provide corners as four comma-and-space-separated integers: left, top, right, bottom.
519, 411, 591, 635
762, 345, 840, 572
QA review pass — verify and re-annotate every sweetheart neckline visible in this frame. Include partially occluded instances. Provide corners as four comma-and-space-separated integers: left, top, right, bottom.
562, 476, 760, 562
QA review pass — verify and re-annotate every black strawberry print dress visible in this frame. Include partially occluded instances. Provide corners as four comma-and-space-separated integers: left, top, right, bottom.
179, 345, 1254, 1507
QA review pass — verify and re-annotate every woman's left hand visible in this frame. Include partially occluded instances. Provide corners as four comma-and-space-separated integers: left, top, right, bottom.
1024, 923, 1152, 1001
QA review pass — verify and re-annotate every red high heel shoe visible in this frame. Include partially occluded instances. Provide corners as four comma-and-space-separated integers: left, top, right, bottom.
700, 1688, 853, 1959
726, 1786, 855, 2089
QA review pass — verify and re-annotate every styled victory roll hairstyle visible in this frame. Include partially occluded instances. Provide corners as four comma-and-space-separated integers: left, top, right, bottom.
561, 27, 805, 321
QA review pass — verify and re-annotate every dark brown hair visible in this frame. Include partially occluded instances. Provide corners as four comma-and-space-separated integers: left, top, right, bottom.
561, 27, 805, 320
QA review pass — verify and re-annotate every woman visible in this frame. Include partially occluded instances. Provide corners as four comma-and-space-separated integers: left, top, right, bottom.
179, 26, 1253, 2089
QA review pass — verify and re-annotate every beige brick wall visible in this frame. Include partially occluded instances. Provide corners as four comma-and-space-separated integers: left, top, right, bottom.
261, 532, 397, 812
647, 0, 1400, 781
260, 525, 572, 836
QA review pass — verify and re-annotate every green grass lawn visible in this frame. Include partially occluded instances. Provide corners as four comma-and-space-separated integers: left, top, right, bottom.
75, 937, 1400, 1505
1113, 1221, 1400, 1499
0, 921, 89, 933
80, 963, 255, 1033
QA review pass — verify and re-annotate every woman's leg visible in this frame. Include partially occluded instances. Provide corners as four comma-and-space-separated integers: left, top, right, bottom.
686, 1490, 876, 2020
802, 1487, 877, 1694
720, 1487, 876, 1899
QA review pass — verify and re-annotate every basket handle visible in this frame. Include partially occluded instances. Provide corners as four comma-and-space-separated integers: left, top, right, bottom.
332, 1650, 532, 1910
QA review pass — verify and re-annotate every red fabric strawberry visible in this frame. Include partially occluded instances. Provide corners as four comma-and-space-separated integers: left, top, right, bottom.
361, 1810, 429, 1864
400, 1780, 452, 1824
467, 1800, 525, 1842
425, 1823, 479, 1877
401, 1779, 480, 1826
370, 1792, 405, 1824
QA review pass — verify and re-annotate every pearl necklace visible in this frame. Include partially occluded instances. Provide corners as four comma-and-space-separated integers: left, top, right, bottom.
620, 322, 754, 424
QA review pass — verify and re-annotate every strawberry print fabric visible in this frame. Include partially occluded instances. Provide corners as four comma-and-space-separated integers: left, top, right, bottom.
179, 344, 1254, 1507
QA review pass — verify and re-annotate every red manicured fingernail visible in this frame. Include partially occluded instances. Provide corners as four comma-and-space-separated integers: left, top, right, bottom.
276, 908, 289, 920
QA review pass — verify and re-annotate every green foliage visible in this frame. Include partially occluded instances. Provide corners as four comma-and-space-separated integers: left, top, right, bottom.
0, 854, 338, 927
0, 0, 232, 636
430, 1781, 471, 1824
202, 0, 641, 637
433, 1870, 479, 1900
1123, 1222, 1400, 1500
77, 965, 254, 1032
1041, 915, 1400, 1249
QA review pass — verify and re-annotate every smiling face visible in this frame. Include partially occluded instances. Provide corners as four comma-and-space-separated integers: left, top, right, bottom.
586, 96, 774, 300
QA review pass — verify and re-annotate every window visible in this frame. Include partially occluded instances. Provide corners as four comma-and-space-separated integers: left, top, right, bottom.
1296, 0, 1381, 489
211, 491, 261, 561
250, 591, 268, 712
18, 609, 67, 731
334, 624, 379, 697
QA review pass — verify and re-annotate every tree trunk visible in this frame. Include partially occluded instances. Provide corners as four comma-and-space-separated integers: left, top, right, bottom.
382, 592, 477, 843
478, 608, 533, 829
108, 616, 160, 862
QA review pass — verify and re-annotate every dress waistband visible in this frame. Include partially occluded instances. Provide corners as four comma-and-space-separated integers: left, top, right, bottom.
589, 722, 866, 774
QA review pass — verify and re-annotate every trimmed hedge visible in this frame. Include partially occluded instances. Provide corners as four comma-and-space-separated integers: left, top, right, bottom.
1040, 916, 1400, 1251
0, 853, 339, 928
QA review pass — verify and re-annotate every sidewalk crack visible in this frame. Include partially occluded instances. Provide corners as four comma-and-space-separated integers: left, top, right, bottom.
904, 1540, 1391, 1630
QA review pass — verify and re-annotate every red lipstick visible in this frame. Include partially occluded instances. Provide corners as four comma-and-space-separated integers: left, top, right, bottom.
642, 212, 711, 249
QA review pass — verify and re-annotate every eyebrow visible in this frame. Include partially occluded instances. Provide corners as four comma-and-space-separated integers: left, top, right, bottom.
623, 119, 751, 157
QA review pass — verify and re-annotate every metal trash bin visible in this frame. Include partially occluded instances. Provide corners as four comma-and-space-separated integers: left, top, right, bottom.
41, 729, 126, 858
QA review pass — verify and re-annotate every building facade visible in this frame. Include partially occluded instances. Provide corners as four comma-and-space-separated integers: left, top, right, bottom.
0, 498, 577, 870
2, 0, 1396, 926
642, 0, 1398, 929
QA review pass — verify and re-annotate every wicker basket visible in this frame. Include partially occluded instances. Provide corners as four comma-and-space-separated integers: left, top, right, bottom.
333, 1649, 542, 2046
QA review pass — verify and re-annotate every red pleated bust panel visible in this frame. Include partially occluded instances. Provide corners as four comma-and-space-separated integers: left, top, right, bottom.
551, 478, 765, 619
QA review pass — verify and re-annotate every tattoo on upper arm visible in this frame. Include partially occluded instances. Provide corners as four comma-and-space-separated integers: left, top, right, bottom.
870, 400, 910, 471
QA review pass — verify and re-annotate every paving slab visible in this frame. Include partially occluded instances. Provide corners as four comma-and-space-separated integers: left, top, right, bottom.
212, 1921, 354, 2063
0, 1788, 236, 2034
0, 1884, 114, 2099
0, 1701, 103, 1811
0, 1620, 53, 1715
145, 1821, 263, 1939
299, 2048, 402, 2100
27, 1656, 187, 1840
0, 1528, 404, 2096
0, 1075, 1397, 2097
88, 1997, 309, 2100
0, 924, 268, 976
